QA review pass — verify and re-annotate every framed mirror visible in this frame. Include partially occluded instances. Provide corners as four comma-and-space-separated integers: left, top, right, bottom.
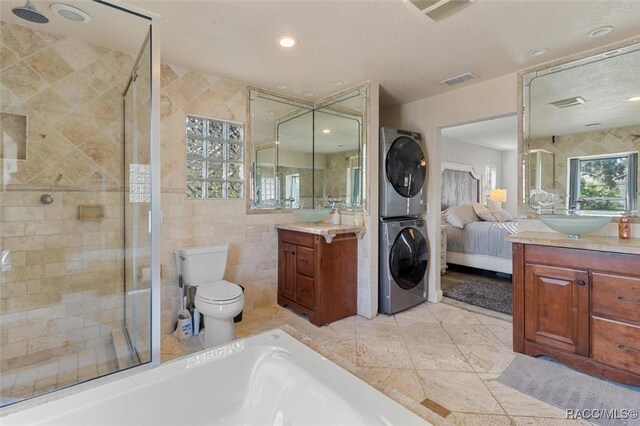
248, 85, 367, 212
521, 38, 640, 217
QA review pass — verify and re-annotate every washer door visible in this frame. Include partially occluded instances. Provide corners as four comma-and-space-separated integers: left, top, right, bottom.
389, 227, 428, 290
385, 137, 426, 198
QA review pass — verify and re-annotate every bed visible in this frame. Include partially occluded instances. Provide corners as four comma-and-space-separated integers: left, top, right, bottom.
441, 162, 516, 274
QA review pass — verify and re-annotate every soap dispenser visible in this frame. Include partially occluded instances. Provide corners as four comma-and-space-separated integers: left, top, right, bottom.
619, 211, 631, 240
330, 203, 341, 225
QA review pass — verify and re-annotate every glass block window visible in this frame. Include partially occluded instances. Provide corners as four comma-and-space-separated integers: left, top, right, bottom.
129, 164, 151, 203
186, 115, 245, 199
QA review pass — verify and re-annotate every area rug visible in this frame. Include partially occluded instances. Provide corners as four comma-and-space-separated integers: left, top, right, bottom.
498, 354, 640, 426
442, 278, 512, 314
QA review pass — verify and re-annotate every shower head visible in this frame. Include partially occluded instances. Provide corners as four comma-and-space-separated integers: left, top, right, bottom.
12, 0, 49, 24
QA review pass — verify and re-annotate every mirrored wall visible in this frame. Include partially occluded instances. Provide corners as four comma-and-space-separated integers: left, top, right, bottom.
522, 40, 640, 216
249, 86, 367, 212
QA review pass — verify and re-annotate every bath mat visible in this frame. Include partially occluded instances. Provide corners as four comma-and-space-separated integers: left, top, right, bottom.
498, 354, 640, 426
442, 278, 512, 314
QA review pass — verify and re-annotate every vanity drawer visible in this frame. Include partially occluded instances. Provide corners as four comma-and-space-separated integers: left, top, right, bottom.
296, 246, 315, 278
295, 275, 315, 309
279, 230, 315, 248
592, 316, 640, 374
592, 273, 640, 323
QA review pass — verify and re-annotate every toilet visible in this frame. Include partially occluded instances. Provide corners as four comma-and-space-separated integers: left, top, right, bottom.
175, 244, 244, 348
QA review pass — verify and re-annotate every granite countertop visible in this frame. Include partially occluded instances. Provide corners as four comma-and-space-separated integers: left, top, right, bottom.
275, 223, 366, 243
508, 231, 640, 255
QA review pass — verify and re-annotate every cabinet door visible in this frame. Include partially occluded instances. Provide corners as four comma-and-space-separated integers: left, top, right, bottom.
524, 264, 589, 356
279, 242, 297, 300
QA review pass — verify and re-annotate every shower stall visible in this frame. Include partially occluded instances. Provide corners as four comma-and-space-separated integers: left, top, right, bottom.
0, 0, 160, 406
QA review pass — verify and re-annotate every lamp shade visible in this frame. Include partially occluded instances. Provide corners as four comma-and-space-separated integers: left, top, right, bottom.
489, 188, 507, 203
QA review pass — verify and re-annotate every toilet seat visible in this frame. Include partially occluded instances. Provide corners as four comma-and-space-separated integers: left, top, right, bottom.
195, 280, 243, 305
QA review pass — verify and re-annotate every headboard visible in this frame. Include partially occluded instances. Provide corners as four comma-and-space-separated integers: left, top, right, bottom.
441, 162, 481, 210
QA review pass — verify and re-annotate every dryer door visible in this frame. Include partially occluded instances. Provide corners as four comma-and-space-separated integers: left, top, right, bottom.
389, 227, 428, 290
385, 137, 426, 198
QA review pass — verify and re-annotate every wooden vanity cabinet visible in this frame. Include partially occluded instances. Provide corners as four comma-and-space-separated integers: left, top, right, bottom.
513, 243, 640, 385
277, 229, 357, 326
523, 264, 590, 356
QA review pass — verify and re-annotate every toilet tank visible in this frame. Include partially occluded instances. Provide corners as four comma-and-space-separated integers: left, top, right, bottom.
175, 244, 229, 286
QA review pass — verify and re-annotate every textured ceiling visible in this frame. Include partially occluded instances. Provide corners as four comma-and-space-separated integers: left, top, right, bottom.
2, 0, 640, 108
527, 45, 640, 138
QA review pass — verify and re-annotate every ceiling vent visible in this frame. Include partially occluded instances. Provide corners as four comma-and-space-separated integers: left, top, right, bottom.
404, 0, 477, 22
549, 96, 586, 109
441, 72, 476, 86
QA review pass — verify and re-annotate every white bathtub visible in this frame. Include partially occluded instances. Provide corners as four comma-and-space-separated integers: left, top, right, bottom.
2, 329, 430, 425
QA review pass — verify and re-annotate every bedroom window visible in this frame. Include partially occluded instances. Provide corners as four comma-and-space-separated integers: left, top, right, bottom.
484, 164, 497, 199
185, 115, 245, 199
568, 152, 638, 211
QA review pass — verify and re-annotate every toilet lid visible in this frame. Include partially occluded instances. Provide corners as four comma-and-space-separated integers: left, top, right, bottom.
196, 280, 243, 303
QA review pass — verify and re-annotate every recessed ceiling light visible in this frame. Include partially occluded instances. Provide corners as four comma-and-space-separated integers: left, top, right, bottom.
50, 3, 91, 23
528, 48, 548, 57
276, 84, 288, 89
302, 91, 315, 97
322, 129, 330, 134
589, 26, 613, 38
628, 96, 640, 102
330, 80, 343, 86
278, 36, 296, 48
585, 123, 602, 127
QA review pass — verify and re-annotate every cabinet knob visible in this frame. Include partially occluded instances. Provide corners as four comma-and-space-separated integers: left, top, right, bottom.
577, 280, 586, 286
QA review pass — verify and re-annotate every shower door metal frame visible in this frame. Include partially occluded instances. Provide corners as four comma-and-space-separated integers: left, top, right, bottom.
148, 15, 161, 368
103, 0, 162, 368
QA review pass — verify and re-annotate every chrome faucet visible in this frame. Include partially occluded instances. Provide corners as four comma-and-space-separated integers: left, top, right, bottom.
571, 197, 587, 210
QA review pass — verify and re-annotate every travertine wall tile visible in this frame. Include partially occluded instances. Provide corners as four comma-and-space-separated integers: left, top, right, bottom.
530, 125, 640, 197
1, 20, 129, 368
25, 47, 74, 83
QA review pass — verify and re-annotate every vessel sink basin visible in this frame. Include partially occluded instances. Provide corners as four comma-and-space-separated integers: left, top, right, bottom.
293, 208, 331, 224
539, 214, 612, 239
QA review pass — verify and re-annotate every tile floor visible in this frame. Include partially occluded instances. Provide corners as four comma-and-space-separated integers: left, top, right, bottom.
161, 301, 593, 425
0, 343, 118, 405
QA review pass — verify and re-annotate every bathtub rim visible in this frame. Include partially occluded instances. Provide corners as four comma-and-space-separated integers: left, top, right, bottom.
1, 327, 442, 425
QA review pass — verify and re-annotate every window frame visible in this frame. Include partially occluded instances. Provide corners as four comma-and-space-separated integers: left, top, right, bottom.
484, 164, 497, 200
568, 151, 638, 212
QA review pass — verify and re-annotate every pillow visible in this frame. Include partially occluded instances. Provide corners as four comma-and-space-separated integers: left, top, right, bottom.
472, 203, 498, 222
486, 199, 502, 212
443, 204, 480, 229
492, 208, 513, 222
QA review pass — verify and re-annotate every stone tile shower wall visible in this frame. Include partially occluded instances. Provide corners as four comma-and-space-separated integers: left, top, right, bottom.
158, 64, 296, 335
325, 149, 359, 200
1, 21, 132, 371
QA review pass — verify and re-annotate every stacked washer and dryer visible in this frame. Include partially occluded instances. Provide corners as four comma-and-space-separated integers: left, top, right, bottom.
379, 128, 429, 314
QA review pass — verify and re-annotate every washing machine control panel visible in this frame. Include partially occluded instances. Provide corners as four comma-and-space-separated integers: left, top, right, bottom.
400, 219, 423, 227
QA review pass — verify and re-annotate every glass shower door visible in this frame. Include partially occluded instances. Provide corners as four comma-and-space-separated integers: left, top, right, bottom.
123, 32, 152, 365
